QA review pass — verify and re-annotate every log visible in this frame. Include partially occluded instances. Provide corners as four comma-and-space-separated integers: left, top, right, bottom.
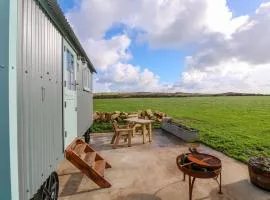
93, 110, 167, 123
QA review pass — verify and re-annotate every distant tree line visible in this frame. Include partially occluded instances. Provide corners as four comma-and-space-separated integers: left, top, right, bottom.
93, 92, 269, 99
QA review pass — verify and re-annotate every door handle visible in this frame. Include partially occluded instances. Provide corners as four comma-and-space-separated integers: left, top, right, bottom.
41, 87, 45, 102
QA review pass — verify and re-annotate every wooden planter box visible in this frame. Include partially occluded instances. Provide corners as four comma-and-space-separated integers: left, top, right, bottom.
248, 162, 270, 191
161, 117, 199, 142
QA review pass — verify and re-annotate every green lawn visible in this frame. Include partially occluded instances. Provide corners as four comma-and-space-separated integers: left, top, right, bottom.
94, 96, 270, 163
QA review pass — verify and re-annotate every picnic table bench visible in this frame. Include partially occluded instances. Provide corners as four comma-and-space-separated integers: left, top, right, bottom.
125, 117, 153, 144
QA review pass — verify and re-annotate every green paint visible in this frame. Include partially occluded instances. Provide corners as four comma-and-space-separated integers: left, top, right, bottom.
94, 96, 270, 162
9, 0, 19, 199
0, 0, 19, 199
0, 0, 11, 199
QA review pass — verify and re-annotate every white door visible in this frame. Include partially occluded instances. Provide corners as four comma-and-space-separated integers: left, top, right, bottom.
63, 40, 78, 148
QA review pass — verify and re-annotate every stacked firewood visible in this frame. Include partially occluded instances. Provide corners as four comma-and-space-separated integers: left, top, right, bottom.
137, 109, 166, 122
93, 109, 166, 123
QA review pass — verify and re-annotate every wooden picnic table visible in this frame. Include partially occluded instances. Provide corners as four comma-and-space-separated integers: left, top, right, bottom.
125, 117, 153, 144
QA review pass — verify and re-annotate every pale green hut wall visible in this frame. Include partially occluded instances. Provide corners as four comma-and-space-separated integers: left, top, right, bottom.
0, 1, 11, 199
0, 0, 20, 199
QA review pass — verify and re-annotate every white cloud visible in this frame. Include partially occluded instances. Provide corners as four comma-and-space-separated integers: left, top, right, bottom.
65, 0, 270, 93
175, 60, 270, 94
83, 35, 132, 71
178, 2, 270, 93
203, 0, 248, 37
66, 0, 145, 40
67, 0, 246, 47
136, 0, 248, 47
186, 2, 270, 68
79, 33, 163, 92
95, 63, 163, 92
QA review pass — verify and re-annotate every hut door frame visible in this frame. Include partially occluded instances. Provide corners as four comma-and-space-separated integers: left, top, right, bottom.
63, 40, 78, 148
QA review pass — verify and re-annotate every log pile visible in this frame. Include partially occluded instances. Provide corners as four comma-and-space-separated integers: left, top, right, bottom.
93, 109, 166, 123
137, 109, 166, 122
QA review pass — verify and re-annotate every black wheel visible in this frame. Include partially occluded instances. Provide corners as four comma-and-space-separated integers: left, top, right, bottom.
84, 130, 90, 144
31, 184, 44, 200
42, 172, 59, 200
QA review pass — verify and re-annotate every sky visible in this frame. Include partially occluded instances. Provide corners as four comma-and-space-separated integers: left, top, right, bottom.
58, 0, 270, 94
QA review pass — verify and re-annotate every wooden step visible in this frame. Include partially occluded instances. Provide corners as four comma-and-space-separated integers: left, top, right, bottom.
84, 152, 97, 167
74, 143, 86, 155
65, 138, 112, 188
94, 160, 106, 176
80, 152, 87, 161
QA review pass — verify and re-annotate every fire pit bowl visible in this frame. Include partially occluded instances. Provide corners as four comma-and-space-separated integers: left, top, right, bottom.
176, 153, 222, 200
177, 153, 222, 178
248, 157, 270, 191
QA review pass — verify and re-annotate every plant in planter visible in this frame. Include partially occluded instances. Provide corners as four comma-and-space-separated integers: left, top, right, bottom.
248, 156, 270, 191
161, 117, 199, 142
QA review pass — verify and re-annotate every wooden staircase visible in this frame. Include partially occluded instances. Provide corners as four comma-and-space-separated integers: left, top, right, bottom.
65, 138, 112, 188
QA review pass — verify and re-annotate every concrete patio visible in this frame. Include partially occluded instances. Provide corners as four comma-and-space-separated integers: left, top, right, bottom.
57, 129, 270, 200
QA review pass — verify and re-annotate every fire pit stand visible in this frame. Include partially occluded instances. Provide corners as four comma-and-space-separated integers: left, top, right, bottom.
176, 153, 222, 200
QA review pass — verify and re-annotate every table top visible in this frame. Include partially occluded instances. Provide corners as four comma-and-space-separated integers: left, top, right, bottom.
125, 117, 153, 124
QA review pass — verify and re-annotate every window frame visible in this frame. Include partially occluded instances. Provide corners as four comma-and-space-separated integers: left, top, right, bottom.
82, 67, 92, 92
65, 49, 76, 91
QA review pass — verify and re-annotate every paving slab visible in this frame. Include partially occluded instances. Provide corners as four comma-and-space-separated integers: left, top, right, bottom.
57, 129, 270, 200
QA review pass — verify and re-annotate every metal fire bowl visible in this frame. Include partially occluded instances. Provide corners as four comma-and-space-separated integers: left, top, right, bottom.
176, 154, 222, 179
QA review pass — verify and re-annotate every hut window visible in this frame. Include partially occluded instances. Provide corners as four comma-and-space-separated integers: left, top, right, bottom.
65, 50, 75, 90
82, 68, 92, 92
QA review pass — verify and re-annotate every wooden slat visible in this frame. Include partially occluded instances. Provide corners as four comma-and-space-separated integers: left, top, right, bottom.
94, 160, 106, 176
65, 138, 112, 188
65, 150, 111, 188
84, 152, 97, 167
78, 139, 112, 168
79, 152, 87, 161
74, 143, 86, 155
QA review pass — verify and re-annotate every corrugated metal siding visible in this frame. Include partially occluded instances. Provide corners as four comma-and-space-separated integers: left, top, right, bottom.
46, 0, 96, 73
77, 61, 93, 136
17, 0, 63, 199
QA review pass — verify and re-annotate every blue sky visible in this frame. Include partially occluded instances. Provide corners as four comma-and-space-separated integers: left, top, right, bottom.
227, 0, 268, 16
59, 0, 187, 82
59, 0, 270, 93
59, 0, 191, 83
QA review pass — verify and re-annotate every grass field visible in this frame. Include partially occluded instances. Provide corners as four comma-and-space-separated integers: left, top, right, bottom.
94, 96, 270, 163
